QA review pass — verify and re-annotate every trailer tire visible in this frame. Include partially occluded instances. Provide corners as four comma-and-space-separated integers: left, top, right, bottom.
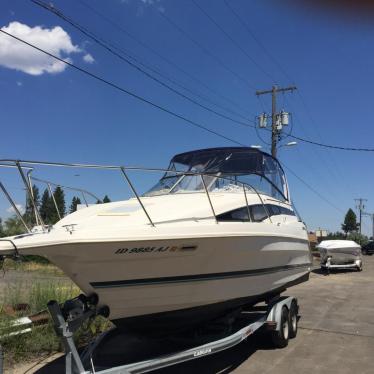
271, 306, 289, 348
289, 300, 298, 339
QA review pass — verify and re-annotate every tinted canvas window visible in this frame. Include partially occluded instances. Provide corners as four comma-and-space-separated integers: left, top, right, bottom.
251, 205, 268, 222
217, 207, 250, 221
268, 204, 281, 216
231, 208, 250, 220
280, 207, 295, 216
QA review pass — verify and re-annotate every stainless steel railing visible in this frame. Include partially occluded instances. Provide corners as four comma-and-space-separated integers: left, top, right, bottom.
0, 162, 104, 231
0, 159, 278, 232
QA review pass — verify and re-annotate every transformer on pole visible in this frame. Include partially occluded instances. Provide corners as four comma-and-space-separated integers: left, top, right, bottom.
255, 85, 296, 158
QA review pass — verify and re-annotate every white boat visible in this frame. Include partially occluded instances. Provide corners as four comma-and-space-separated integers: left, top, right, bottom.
317, 240, 362, 271
0, 147, 312, 333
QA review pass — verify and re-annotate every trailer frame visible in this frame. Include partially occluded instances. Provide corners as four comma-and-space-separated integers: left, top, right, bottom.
47, 294, 299, 374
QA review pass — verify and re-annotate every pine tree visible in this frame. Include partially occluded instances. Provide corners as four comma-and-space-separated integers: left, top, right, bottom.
341, 208, 359, 235
0, 218, 5, 238
103, 195, 111, 203
70, 196, 82, 213
39, 188, 54, 224
51, 186, 66, 223
24, 185, 40, 226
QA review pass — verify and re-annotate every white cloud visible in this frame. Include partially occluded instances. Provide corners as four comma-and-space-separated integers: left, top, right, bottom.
0, 21, 81, 76
83, 53, 94, 63
7, 204, 24, 214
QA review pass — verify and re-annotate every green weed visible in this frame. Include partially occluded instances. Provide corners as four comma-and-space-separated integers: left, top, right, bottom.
0, 265, 112, 369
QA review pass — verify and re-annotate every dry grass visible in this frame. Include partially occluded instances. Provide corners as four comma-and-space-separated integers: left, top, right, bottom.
0, 261, 112, 369
2, 257, 64, 276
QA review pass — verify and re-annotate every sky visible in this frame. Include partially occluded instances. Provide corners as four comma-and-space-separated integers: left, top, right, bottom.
0, 0, 373, 236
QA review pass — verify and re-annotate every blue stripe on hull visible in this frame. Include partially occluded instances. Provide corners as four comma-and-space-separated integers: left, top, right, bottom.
90, 262, 311, 289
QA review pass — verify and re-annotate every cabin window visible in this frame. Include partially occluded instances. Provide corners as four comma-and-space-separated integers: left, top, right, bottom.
217, 207, 250, 222
279, 206, 295, 216
268, 204, 280, 216
143, 148, 289, 201
251, 205, 268, 222
217, 204, 295, 222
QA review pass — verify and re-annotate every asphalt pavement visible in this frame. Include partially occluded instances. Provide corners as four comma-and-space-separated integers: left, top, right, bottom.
15, 255, 374, 374
165, 256, 374, 374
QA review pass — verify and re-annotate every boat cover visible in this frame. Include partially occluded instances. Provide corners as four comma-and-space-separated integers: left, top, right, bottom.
317, 240, 361, 250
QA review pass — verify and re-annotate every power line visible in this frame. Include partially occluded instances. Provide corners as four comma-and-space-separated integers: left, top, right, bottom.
258, 120, 374, 152
0, 29, 245, 146
37, 1, 374, 153
157, 8, 258, 90
282, 95, 355, 202
0, 28, 355, 217
287, 133, 374, 152
223, 0, 294, 84
191, 0, 276, 84
78, 0, 252, 118
32, 0, 255, 129
292, 90, 361, 196
281, 163, 345, 214
222, 2, 374, 152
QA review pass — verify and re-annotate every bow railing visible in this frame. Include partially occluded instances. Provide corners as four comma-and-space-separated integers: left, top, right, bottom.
0, 159, 286, 233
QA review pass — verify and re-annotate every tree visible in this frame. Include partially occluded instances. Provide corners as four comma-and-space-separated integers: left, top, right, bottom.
50, 186, 66, 223
103, 195, 111, 203
40, 188, 53, 224
69, 196, 82, 213
24, 184, 40, 226
0, 218, 5, 238
3, 216, 26, 236
341, 209, 359, 236
348, 232, 369, 246
95, 195, 111, 204
326, 231, 346, 240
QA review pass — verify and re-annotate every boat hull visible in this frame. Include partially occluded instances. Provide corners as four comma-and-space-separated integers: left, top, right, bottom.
319, 248, 362, 265
111, 271, 309, 334
33, 233, 311, 332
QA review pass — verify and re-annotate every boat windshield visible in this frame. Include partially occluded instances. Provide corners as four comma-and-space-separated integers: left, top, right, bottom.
144, 148, 288, 201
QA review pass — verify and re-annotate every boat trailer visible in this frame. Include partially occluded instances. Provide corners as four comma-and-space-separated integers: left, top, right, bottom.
48, 294, 299, 374
321, 257, 363, 272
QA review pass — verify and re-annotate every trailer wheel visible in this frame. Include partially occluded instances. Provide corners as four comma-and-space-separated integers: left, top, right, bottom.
289, 300, 298, 339
271, 306, 289, 348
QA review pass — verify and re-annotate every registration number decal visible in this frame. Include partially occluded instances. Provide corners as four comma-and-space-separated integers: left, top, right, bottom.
115, 245, 197, 254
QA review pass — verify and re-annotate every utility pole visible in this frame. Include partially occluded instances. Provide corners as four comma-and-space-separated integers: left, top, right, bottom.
355, 198, 367, 235
369, 214, 373, 240
256, 85, 297, 158
363, 212, 374, 240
